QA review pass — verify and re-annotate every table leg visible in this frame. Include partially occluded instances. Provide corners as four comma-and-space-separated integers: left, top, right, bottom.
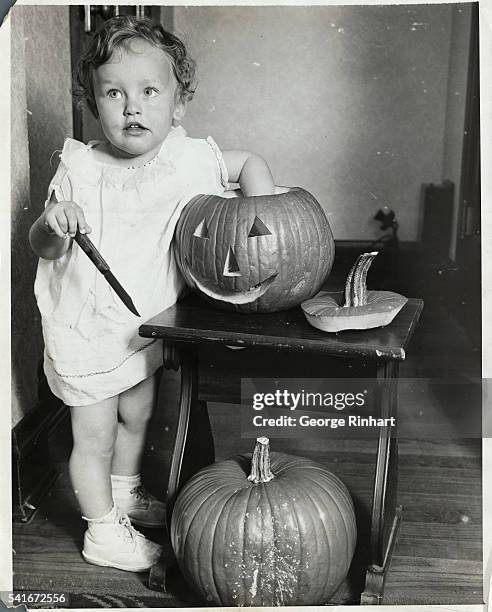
361, 361, 401, 605
149, 343, 215, 591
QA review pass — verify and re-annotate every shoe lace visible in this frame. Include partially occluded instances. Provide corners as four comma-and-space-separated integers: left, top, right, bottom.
130, 485, 153, 504
117, 512, 139, 540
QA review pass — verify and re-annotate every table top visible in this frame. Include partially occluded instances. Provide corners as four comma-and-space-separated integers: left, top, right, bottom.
139, 294, 424, 361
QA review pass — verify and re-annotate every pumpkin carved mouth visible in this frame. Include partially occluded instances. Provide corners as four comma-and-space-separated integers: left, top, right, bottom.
175, 188, 335, 312
186, 268, 278, 305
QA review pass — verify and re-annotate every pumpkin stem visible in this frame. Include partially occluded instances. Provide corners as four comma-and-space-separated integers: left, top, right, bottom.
343, 251, 378, 307
247, 437, 275, 484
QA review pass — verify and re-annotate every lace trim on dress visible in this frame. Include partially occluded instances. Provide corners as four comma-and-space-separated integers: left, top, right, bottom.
206, 136, 229, 189
86, 140, 162, 171
57, 127, 188, 190
46, 339, 158, 378
85, 125, 187, 170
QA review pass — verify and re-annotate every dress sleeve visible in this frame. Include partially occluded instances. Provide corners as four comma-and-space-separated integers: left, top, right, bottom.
45, 138, 92, 206
45, 156, 75, 206
206, 136, 229, 190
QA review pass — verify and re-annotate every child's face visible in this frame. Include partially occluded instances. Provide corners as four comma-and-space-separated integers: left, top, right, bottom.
92, 39, 185, 163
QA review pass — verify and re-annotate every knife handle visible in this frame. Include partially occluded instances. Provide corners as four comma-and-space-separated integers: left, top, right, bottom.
74, 232, 110, 273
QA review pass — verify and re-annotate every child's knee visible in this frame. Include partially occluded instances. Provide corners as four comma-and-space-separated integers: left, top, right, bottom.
119, 375, 158, 428
120, 403, 154, 431
72, 420, 118, 457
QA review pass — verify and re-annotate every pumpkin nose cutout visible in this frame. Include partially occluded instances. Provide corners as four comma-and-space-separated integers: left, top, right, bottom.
248, 216, 272, 237
223, 247, 242, 277
193, 219, 209, 239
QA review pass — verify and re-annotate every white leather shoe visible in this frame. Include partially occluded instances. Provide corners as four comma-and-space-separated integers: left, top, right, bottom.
113, 485, 166, 528
82, 507, 162, 572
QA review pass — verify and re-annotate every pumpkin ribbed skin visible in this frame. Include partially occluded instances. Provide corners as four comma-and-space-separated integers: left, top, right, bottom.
174, 187, 335, 313
171, 451, 356, 606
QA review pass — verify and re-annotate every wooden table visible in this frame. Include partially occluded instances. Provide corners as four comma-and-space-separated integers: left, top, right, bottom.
139, 293, 423, 605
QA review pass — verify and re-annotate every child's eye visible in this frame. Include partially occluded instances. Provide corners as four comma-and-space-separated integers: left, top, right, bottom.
107, 89, 121, 99
144, 87, 158, 97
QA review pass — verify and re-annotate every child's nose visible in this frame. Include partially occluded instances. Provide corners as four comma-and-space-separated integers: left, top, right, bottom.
124, 96, 141, 116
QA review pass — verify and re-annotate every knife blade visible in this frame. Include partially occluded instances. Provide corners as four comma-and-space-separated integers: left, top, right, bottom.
74, 231, 141, 317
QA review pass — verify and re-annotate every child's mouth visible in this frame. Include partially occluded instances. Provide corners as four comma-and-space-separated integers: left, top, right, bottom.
125, 123, 147, 132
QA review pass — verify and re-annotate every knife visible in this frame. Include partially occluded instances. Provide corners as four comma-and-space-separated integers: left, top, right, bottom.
74, 231, 141, 317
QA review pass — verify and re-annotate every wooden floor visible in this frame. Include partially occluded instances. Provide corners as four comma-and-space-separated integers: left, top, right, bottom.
12, 298, 483, 607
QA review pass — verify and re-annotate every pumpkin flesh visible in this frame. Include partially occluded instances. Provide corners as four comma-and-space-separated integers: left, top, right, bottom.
302, 290, 408, 332
302, 251, 408, 331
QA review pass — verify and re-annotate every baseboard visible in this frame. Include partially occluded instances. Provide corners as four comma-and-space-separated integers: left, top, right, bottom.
12, 384, 68, 524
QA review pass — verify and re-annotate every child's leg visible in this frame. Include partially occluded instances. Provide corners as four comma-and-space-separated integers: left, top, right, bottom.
111, 373, 158, 476
110, 373, 165, 528
69, 393, 162, 571
69, 397, 118, 518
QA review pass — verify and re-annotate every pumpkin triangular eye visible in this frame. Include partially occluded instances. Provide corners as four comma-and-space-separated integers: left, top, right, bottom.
248, 216, 272, 237
193, 219, 209, 239
223, 247, 242, 277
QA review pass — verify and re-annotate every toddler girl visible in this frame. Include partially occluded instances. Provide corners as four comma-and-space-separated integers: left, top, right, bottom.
29, 15, 275, 572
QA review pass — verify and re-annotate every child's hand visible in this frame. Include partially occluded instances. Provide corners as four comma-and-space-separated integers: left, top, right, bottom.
43, 200, 92, 239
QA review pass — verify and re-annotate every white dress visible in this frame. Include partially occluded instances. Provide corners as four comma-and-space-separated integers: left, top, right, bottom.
34, 126, 228, 406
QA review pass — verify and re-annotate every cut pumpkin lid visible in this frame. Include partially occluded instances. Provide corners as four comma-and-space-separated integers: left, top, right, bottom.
301, 290, 408, 332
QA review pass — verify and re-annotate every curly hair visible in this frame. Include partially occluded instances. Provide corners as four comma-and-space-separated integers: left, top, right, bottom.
75, 15, 197, 118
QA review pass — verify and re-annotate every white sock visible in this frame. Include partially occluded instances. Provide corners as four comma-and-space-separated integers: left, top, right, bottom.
82, 504, 117, 524
111, 473, 141, 493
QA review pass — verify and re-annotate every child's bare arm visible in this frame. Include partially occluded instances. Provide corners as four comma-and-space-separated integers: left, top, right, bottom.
29, 194, 92, 260
222, 151, 275, 197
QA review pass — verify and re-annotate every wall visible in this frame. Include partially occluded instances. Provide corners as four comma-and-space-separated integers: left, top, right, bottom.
174, 4, 464, 242
10, 6, 73, 426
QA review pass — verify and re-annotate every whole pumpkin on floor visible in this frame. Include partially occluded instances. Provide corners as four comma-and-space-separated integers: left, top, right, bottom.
170, 438, 357, 606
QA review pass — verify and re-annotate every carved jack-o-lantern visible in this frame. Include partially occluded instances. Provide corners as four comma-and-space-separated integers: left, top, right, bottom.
174, 187, 335, 313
